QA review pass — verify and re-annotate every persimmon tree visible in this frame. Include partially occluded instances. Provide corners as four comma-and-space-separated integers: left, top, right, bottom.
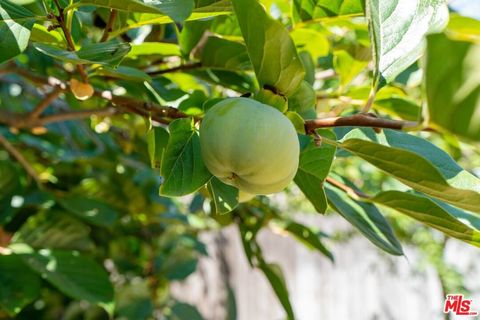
0, 0, 479, 319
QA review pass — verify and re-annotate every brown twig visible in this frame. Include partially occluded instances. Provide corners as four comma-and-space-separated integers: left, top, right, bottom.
0, 134, 42, 186
29, 87, 64, 119
147, 62, 203, 76
304, 113, 418, 133
325, 177, 370, 200
100, 9, 117, 42
52, 0, 89, 83
37, 107, 117, 126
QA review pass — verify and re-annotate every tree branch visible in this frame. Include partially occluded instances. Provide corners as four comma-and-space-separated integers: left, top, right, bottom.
29, 87, 64, 119
325, 177, 370, 200
0, 134, 42, 186
147, 62, 202, 76
37, 107, 117, 126
304, 113, 418, 132
52, 0, 89, 83
100, 9, 117, 42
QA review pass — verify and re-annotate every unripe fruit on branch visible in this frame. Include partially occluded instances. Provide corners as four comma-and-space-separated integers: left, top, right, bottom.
200, 98, 300, 195
70, 79, 94, 101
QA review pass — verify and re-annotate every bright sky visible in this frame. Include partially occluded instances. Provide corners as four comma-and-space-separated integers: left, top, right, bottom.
449, 0, 480, 20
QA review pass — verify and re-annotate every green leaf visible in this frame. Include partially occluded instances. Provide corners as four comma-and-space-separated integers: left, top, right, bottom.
92, 66, 151, 82
207, 177, 239, 214
170, 302, 204, 320
12, 211, 94, 251
179, 19, 212, 57
160, 118, 212, 196
57, 195, 118, 227
73, 0, 166, 14
290, 28, 329, 59
127, 42, 181, 58
325, 184, 404, 256
0, 254, 41, 316
232, 0, 305, 96
371, 191, 480, 247
285, 111, 306, 134
333, 50, 368, 87
288, 80, 316, 115
366, 0, 448, 87
275, 220, 333, 261
19, 249, 114, 307
258, 262, 295, 320
0, 0, 36, 63
447, 14, 480, 43
147, 126, 169, 169
148, 0, 195, 22
34, 41, 131, 67
200, 36, 251, 71
292, 0, 363, 22
426, 33, 480, 140
30, 23, 64, 46
294, 130, 336, 214
339, 136, 480, 213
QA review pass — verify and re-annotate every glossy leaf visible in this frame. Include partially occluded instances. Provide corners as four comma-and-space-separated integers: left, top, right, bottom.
366, 0, 448, 87
34, 41, 131, 67
0, 0, 36, 63
339, 135, 480, 213
0, 254, 41, 316
201, 36, 251, 71
207, 177, 239, 214
293, 0, 363, 22
74, 0, 165, 14
426, 33, 480, 140
258, 262, 295, 320
276, 220, 333, 261
127, 42, 181, 58
232, 0, 304, 96
147, 126, 169, 170
57, 195, 118, 227
20, 250, 114, 306
160, 118, 212, 196
294, 130, 336, 214
371, 191, 480, 247
93, 66, 151, 82
12, 211, 94, 251
325, 184, 404, 256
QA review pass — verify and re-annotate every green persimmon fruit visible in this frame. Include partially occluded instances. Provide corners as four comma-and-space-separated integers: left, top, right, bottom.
199, 97, 300, 195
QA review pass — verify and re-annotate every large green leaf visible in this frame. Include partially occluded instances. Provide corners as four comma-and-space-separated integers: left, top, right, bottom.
0, 254, 41, 316
170, 302, 204, 320
366, 0, 448, 87
147, 126, 170, 170
343, 128, 480, 192
160, 118, 212, 196
231, 0, 304, 96
258, 262, 295, 320
12, 211, 94, 251
0, 0, 36, 63
201, 36, 251, 71
19, 249, 114, 306
127, 42, 181, 58
340, 138, 480, 213
325, 184, 404, 256
57, 195, 118, 227
294, 130, 336, 214
33, 41, 131, 67
207, 177, 239, 214
426, 33, 480, 140
292, 0, 363, 22
275, 220, 333, 261
72, 0, 165, 14
371, 191, 480, 247
339, 129, 480, 212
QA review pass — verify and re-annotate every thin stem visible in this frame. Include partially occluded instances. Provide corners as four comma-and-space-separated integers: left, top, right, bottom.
100, 9, 117, 42
37, 107, 117, 125
52, 0, 89, 83
325, 177, 370, 200
147, 62, 203, 76
0, 134, 42, 186
305, 113, 418, 133
29, 87, 64, 119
